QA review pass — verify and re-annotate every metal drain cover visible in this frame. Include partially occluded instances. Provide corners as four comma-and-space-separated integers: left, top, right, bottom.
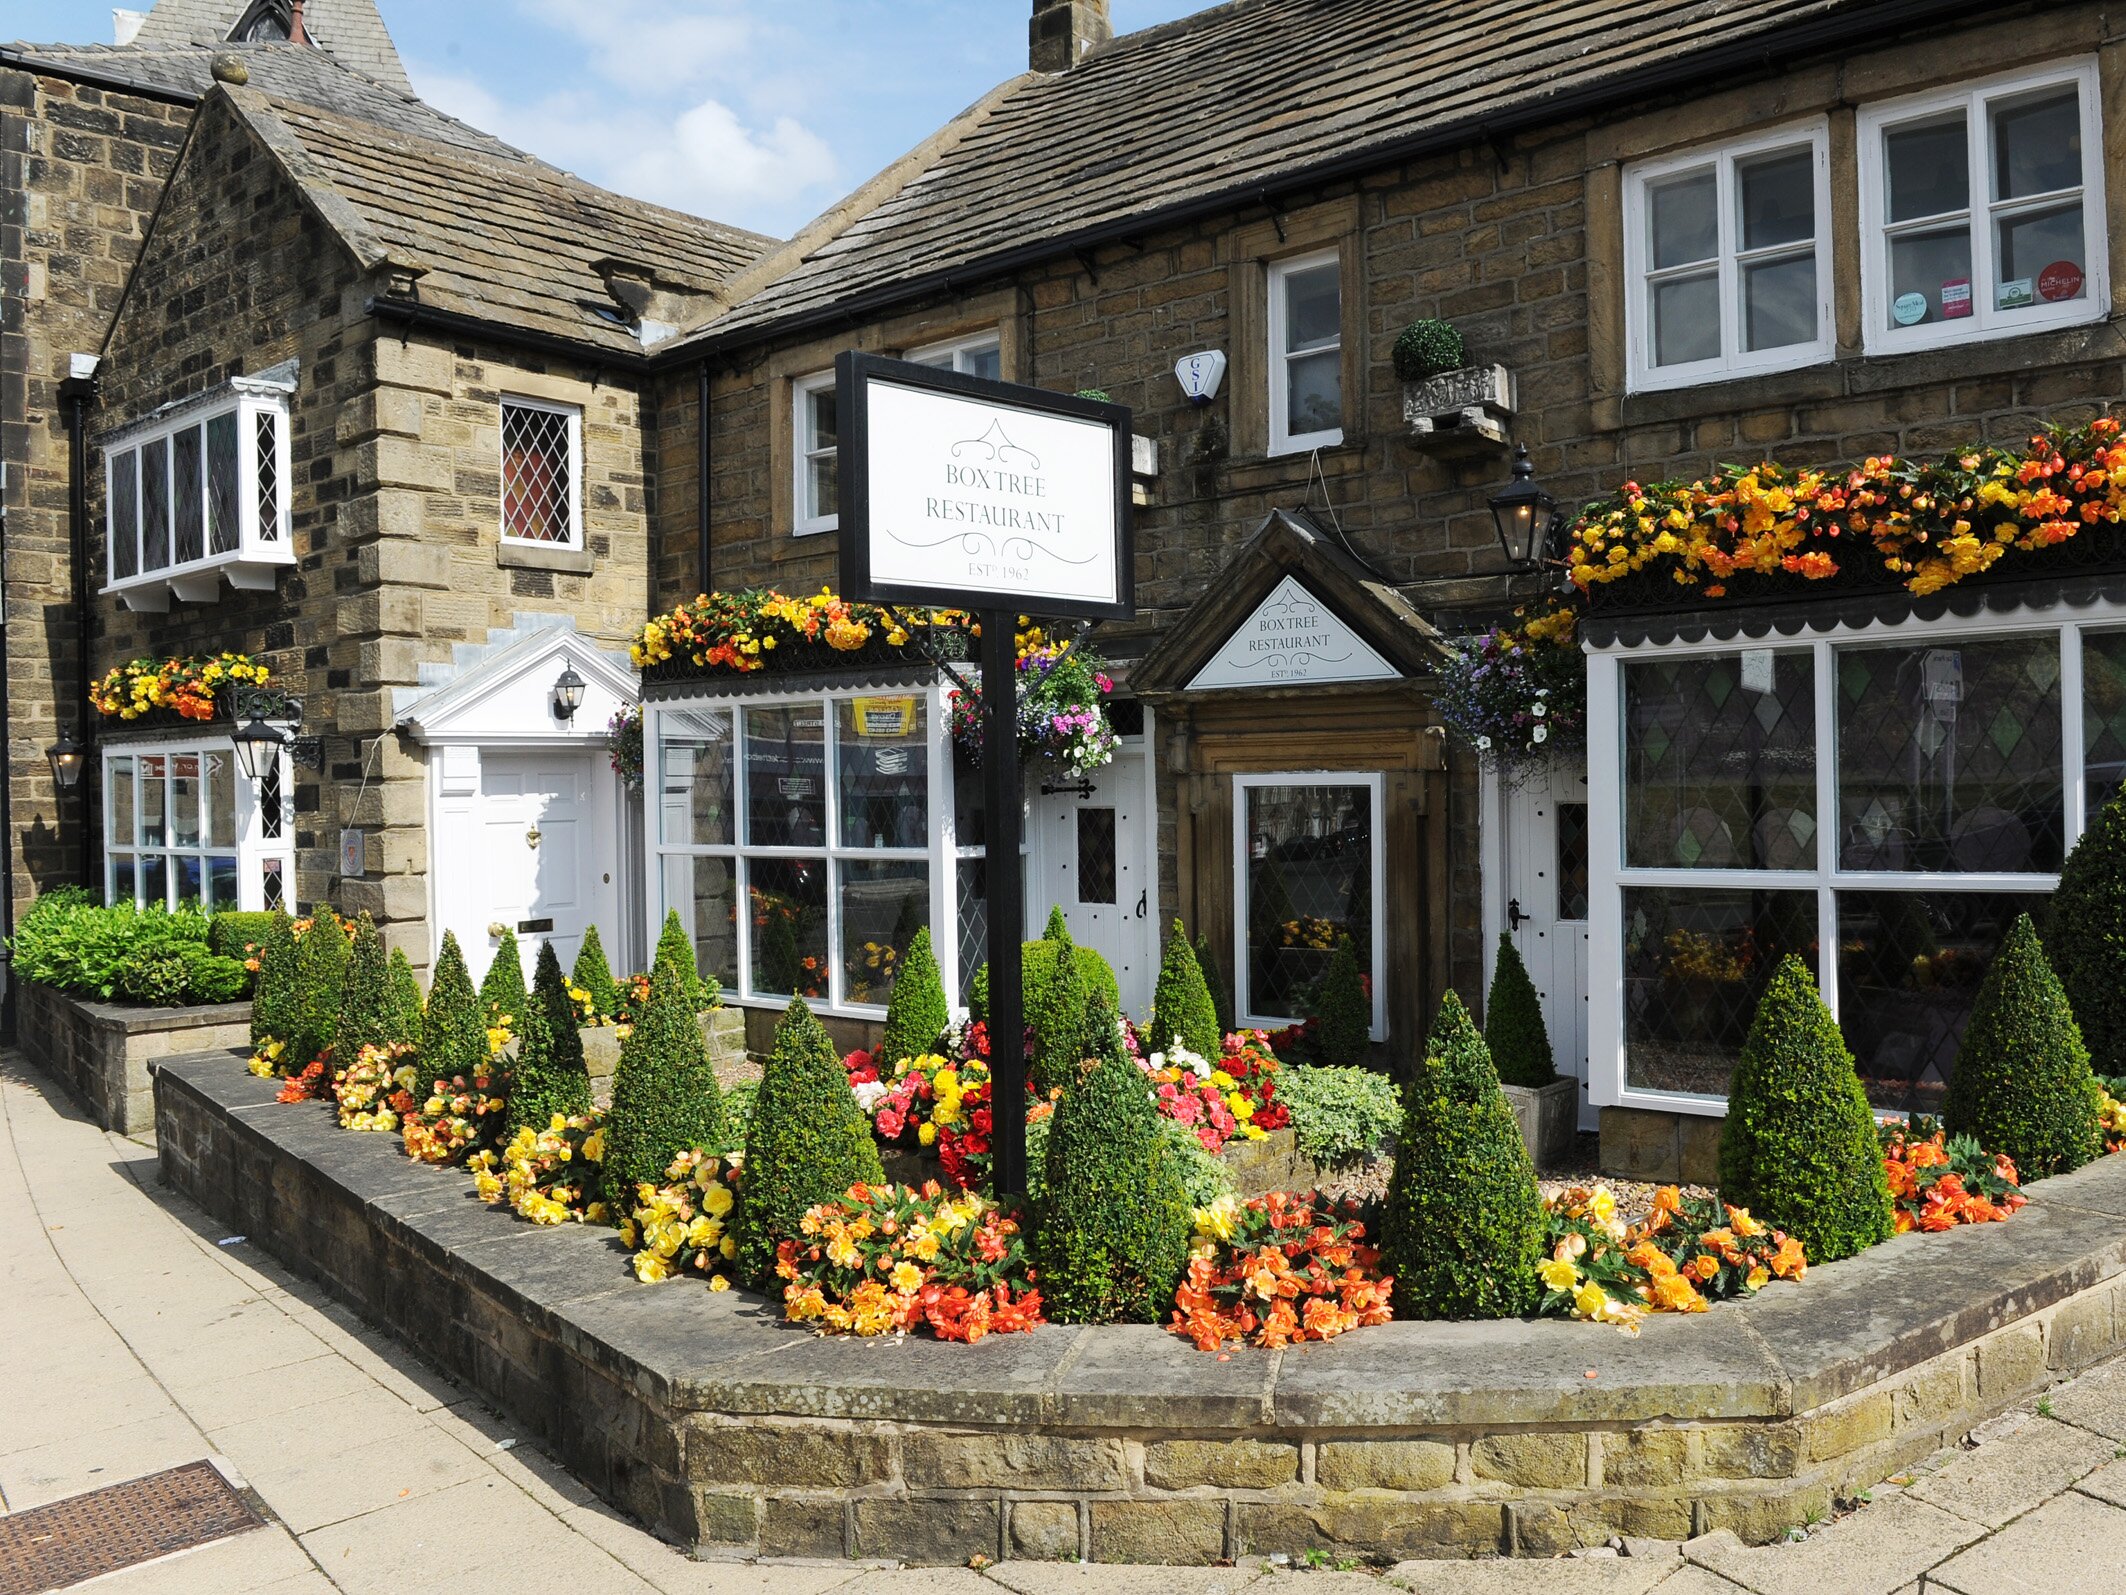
0, 1460, 262, 1594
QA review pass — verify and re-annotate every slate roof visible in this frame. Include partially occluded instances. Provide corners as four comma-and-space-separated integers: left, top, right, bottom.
693, 0, 1956, 346
128, 0, 411, 94
219, 88, 779, 354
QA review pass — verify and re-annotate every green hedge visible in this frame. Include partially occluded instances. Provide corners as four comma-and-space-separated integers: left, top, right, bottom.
8, 897, 235, 1004
287, 909, 348, 1068
251, 911, 297, 1048
877, 925, 948, 1065
334, 912, 395, 1058
1307, 938, 1371, 1065
571, 925, 623, 1022
206, 911, 279, 963
480, 931, 530, 1033
653, 909, 717, 1010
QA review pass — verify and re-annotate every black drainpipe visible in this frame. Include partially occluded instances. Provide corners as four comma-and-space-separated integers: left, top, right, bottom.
0, 475, 13, 1039
696, 358, 713, 596
59, 372, 98, 891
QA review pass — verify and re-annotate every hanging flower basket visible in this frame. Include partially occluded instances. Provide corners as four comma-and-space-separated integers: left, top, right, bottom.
949, 637, 1120, 782
1433, 609, 1584, 783
606, 704, 644, 791
89, 654, 273, 725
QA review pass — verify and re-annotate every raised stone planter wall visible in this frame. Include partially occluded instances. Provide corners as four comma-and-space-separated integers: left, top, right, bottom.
155, 1049, 2126, 1565
580, 1007, 749, 1092
1600, 1104, 1724, 1185
18, 981, 251, 1133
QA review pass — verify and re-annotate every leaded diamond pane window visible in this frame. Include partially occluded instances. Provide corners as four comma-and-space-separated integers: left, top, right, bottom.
1836, 639, 2063, 873
172, 425, 204, 565
140, 438, 169, 571
2084, 631, 2126, 814
103, 392, 289, 599
206, 411, 240, 554
1624, 650, 1816, 870
501, 398, 579, 546
254, 411, 280, 541
1623, 885, 1817, 1097
110, 452, 139, 580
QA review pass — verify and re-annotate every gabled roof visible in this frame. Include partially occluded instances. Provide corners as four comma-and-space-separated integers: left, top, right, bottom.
128, 0, 410, 94
690, 0, 1965, 348
214, 86, 778, 355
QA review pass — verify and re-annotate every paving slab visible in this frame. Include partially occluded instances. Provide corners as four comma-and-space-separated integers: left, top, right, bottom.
2073, 1455, 2126, 1508
986, 1563, 1262, 1595
552, 1504, 868, 1594
1904, 1415, 2116, 1528
82, 1521, 314, 1594
2049, 1355, 2126, 1441
1679, 1495, 1984, 1594
1388, 1559, 1722, 1593
1925, 1488, 2126, 1594
0, 1412, 212, 1512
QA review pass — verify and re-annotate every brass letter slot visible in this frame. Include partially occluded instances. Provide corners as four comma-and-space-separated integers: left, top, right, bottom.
517, 918, 555, 934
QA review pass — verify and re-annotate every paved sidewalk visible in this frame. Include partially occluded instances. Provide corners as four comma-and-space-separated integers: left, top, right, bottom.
4, 1048, 2124, 1594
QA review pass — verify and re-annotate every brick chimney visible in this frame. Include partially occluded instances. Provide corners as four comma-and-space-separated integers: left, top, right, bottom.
1030, 0, 1111, 72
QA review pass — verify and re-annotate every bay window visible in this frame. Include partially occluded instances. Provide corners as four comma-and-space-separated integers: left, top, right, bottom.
1860, 61, 2105, 352
103, 739, 294, 912
1591, 610, 2126, 1120
1232, 774, 1384, 1038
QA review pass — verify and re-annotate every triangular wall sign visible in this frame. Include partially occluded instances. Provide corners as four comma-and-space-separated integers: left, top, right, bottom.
1186, 575, 1400, 691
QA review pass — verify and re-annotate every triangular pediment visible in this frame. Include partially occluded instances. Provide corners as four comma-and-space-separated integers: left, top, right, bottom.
1186, 575, 1399, 690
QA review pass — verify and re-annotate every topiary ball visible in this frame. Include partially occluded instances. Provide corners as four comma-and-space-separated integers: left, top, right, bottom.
1392, 319, 1466, 381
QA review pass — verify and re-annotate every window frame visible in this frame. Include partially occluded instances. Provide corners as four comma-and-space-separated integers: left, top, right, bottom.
1621, 119, 1834, 394
1230, 770, 1387, 1040
1586, 603, 2126, 1120
498, 393, 585, 551
1858, 59, 2107, 357
1266, 248, 1346, 456
906, 332, 1003, 380
101, 735, 294, 913
791, 370, 839, 536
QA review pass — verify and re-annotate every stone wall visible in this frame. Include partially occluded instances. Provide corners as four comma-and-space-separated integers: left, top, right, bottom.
0, 65, 192, 920
157, 1048, 2126, 1565
19, 979, 250, 1132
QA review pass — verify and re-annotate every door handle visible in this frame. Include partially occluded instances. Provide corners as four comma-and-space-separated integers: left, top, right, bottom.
1506, 897, 1527, 931
1134, 889, 1147, 919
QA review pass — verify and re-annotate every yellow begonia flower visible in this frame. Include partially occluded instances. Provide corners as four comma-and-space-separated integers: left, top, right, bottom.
1539, 1258, 1580, 1291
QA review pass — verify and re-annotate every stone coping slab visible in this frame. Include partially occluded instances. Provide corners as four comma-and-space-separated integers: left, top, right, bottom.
152, 1048, 2126, 1563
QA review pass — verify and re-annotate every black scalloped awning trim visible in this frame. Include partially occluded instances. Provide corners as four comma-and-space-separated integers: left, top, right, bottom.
1581, 570, 2126, 650
640, 661, 953, 703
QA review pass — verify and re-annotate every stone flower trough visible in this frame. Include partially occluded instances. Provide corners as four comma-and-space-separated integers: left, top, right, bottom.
17, 980, 252, 1134
154, 1049, 2126, 1566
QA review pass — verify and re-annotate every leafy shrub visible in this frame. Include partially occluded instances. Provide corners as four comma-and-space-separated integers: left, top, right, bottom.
1307, 938, 1371, 1064
1276, 1064, 1401, 1165
480, 931, 530, 1032
1194, 931, 1234, 1035
9, 898, 213, 1001
1485, 934, 1559, 1087
334, 912, 396, 1058
878, 925, 949, 1065
1392, 318, 1466, 381
1381, 993, 1543, 1319
206, 910, 278, 963
603, 956, 726, 1211
113, 942, 247, 1006
1026, 918, 1089, 1095
287, 908, 349, 1068
1944, 914, 2103, 1179
2046, 785, 2126, 1077
417, 931, 486, 1096
969, 942, 1120, 1034
735, 996, 881, 1287
718, 1080, 757, 1151
1148, 920, 1221, 1062
1023, 1107, 1236, 1209
1718, 956, 1893, 1264
571, 925, 622, 1021
653, 908, 717, 1010
250, 910, 297, 1047
510, 941, 595, 1136
387, 948, 424, 1045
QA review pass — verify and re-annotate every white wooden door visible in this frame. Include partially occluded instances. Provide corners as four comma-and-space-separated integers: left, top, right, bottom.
466, 751, 609, 981
1504, 764, 1594, 1127
1030, 741, 1157, 1016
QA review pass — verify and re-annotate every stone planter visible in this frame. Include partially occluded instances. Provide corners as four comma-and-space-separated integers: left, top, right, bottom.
1401, 362, 1513, 449
15, 978, 251, 1134
1501, 1075, 1578, 1169
580, 1006, 748, 1094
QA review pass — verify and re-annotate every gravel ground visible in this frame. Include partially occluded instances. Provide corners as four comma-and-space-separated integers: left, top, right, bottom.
1321, 1132, 1716, 1227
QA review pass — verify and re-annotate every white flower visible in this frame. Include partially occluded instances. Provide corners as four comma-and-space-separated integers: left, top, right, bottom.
850, 1080, 889, 1113
1476, 734, 1493, 751
1531, 701, 1546, 718
1536, 687, 1550, 697
1532, 725, 1550, 744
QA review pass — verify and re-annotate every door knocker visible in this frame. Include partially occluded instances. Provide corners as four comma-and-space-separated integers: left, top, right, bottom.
526, 827, 542, 850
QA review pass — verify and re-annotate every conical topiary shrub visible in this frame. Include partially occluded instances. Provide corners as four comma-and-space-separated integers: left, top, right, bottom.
1035, 990, 1191, 1323
1718, 957, 1893, 1263
1944, 914, 2103, 1179
1195, 931, 1234, 1036
1380, 992, 1544, 1319
2046, 786, 2126, 1078
1308, 937, 1371, 1065
1026, 917, 1089, 1095
571, 924, 623, 1022
333, 911, 394, 1059
1485, 934, 1558, 1088
509, 940, 595, 1135
878, 925, 948, 1066
735, 996, 882, 1287
1043, 904, 1070, 941
602, 956, 725, 1209
250, 909, 297, 1050
386, 947, 424, 1048
480, 931, 531, 1035
287, 908, 349, 1069
418, 931, 487, 1095
652, 908, 715, 1010
1148, 920, 1221, 1061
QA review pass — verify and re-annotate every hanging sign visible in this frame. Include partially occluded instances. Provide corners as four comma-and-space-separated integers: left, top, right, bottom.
837, 353, 1133, 620
1187, 576, 1398, 691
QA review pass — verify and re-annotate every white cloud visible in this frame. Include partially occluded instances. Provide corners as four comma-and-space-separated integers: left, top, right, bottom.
519, 0, 754, 95
614, 98, 836, 220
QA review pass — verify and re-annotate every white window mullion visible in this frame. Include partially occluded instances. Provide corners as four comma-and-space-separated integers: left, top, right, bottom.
2063, 623, 2088, 849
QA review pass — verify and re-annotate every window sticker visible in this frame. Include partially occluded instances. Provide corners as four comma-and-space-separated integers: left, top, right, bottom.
1997, 277, 2035, 310
1940, 278, 1972, 318
1892, 291, 1929, 326
2039, 261, 2085, 302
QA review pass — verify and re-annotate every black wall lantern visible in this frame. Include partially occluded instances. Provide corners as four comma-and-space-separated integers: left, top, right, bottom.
552, 659, 587, 723
46, 728, 87, 791
1488, 443, 1567, 574
227, 685, 324, 783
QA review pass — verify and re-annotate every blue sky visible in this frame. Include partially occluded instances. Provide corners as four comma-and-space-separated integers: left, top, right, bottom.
5, 1, 1207, 235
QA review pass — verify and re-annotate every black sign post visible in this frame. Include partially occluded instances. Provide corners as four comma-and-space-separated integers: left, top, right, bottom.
837, 353, 1133, 1201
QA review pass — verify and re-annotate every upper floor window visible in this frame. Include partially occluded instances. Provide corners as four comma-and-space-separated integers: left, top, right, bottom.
908, 333, 1002, 381
1623, 123, 1832, 392
101, 375, 293, 614
1268, 250, 1343, 454
793, 371, 838, 535
500, 396, 582, 548
1859, 61, 2105, 354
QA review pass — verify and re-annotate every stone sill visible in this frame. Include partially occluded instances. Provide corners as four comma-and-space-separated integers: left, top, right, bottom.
22, 983, 253, 1035
497, 540, 595, 575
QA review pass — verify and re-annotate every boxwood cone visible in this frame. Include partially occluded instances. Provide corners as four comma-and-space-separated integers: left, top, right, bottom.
603, 956, 725, 1211
571, 924, 622, 1022
333, 911, 394, 1059
1718, 956, 1893, 1263
417, 931, 487, 1096
386, 948, 424, 1047
1485, 933, 1558, 1087
250, 909, 297, 1050
652, 908, 714, 1011
1309, 937, 1370, 1065
509, 940, 594, 1136
2046, 785, 2126, 1077
1148, 919, 1221, 1061
877, 925, 948, 1065
1026, 917, 1090, 1095
1944, 914, 2103, 1178
1194, 931, 1234, 1035
480, 930, 531, 1035
735, 996, 881, 1287
1035, 992, 1191, 1323
287, 907, 348, 1070
1380, 992, 1543, 1319
969, 941, 1119, 1026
